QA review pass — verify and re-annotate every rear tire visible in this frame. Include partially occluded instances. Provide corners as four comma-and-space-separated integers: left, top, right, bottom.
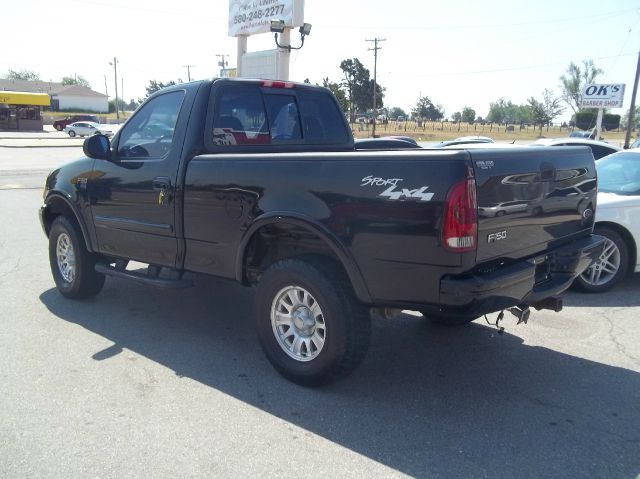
573, 226, 629, 293
55, 124, 63, 131
49, 216, 105, 299
68, 130, 76, 137
254, 258, 371, 386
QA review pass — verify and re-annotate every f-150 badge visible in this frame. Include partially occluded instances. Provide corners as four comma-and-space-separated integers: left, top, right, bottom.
361, 175, 434, 202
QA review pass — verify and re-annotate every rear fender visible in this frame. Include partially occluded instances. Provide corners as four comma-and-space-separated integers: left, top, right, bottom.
236, 213, 372, 304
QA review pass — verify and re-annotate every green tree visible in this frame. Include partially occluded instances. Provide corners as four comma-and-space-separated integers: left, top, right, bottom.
142, 79, 181, 100
322, 77, 348, 112
528, 89, 565, 135
412, 96, 444, 121
339, 58, 384, 121
3, 69, 40, 81
388, 107, 407, 119
452, 111, 462, 122
61, 75, 91, 88
560, 60, 603, 114
461, 106, 476, 124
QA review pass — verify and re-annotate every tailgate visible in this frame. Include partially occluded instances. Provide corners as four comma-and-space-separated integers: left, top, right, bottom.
471, 146, 597, 263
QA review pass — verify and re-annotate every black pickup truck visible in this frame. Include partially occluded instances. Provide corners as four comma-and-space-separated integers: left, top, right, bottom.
40, 78, 604, 385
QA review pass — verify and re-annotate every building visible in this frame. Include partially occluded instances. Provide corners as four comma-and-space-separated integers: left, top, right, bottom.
0, 79, 108, 131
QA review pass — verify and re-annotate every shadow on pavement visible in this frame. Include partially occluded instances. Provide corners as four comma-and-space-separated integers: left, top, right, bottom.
40, 274, 640, 478
563, 273, 640, 307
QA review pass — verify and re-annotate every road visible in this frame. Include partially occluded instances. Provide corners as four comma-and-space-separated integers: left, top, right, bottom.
1, 148, 639, 478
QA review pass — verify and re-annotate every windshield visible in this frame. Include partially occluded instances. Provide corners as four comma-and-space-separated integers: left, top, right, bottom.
597, 151, 640, 196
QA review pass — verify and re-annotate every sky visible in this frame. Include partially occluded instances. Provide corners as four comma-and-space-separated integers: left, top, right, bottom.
2, 0, 639, 122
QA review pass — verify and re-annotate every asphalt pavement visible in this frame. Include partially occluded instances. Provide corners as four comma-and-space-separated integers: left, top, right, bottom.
0, 140, 639, 478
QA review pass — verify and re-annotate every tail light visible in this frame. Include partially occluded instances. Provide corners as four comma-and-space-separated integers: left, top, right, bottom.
261, 80, 295, 89
442, 170, 477, 253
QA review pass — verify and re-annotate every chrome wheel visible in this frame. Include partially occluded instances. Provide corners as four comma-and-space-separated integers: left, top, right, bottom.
580, 238, 620, 286
271, 286, 326, 362
56, 233, 76, 283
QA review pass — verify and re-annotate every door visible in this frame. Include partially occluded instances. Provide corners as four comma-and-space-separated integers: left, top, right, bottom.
88, 90, 186, 267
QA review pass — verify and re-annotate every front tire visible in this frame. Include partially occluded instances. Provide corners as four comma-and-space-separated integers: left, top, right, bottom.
49, 216, 105, 299
573, 226, 629, 293
255, 258, 371, 386
68, 130, 76, 137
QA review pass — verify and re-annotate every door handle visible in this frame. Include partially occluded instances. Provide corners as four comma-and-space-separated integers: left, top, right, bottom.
153, 177, 172, 205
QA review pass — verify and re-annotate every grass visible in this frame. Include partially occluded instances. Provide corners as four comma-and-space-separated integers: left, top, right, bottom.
352, 120, 632, 143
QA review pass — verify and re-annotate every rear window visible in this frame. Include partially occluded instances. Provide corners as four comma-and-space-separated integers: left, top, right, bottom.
211, 85, 348, 147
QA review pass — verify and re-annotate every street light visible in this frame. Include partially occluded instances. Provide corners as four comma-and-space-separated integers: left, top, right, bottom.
270, 20, 312, 51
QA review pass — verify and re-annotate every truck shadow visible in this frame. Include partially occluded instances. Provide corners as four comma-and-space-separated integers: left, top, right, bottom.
39, 275, 640, 478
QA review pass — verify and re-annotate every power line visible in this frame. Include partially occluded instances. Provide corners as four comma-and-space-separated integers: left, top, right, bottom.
320, 7, 637, 32
404, 52, 638, 79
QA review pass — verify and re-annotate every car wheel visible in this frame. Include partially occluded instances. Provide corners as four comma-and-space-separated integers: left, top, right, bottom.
68, 130, 76, 137
55, 124, 63, 131
495, 210, 506, 217
573, 226, 629, 293
49, 216, 105, 299
254, 257, 371, 386
420, 312, 477, 326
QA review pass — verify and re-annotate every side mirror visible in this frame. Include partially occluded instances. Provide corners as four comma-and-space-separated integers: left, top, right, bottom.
83, 134, 111, 160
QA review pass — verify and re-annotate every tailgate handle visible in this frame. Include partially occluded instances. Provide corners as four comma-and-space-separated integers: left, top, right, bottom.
539, 162, 556, 181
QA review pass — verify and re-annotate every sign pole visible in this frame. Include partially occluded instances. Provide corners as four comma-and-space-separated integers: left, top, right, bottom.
236, 35, 247, 77
624, 50, 640, 149
595, 107, 604, 141
277, 28, 291, 80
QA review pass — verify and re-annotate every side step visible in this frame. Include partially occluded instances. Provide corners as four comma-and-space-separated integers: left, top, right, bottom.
95, 261, 193, 289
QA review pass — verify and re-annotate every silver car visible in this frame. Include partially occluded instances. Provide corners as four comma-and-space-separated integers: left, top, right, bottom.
64, 122, 113, 138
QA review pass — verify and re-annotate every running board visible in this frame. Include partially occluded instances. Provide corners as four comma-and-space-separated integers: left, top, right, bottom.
95, 262, 193, 289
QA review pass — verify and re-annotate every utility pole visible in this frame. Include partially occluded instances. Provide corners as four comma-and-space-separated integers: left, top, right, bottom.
216, 54, 229, 77
624, 49, 640, 149
366, 37, 386, 137
103, 75, 108, 98
109, 57, 119, 121
121, 78, 124, 114
183, 65, 194, 82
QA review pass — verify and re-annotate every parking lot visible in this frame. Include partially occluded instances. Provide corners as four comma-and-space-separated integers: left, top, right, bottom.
1, 143, 639, 477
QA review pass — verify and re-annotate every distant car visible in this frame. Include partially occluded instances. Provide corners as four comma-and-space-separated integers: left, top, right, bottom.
396, 116, 406, 123
64, 122, 113, 138
530, 138, 621, 160
355, 136, 421, 150
573, 150, 640, 292
569, 129, 596, 139
141, 122, 174, 139
430, 137, 495, 148
454, 136, 494, 143
478, 200, 529, 218
53, 115, 99, 131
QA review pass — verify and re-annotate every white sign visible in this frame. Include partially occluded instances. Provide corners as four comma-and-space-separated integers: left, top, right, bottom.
240, 49, 281, 79
581, 83, 626, 108
229, 0, 304, 37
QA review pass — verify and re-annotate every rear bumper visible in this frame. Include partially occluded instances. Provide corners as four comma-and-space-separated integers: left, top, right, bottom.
438, 234, 605, 317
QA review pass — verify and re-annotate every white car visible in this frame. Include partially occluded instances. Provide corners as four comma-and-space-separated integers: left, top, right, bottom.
573, 150, 640, 292
530, 138, 621, 160
64, 121, 113, 138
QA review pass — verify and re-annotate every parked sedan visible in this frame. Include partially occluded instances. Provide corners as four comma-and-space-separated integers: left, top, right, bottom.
530, 138, 621, 160
64, 122, 113, 138
573, 150, 640, 292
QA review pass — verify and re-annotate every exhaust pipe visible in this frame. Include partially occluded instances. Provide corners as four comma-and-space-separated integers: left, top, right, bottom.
531, 296, 563, 313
